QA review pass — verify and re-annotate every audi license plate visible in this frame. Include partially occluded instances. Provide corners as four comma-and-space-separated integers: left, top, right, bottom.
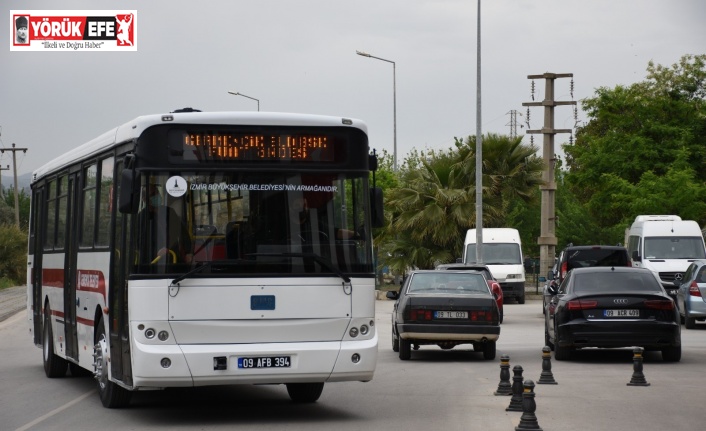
238, 356, 291, 369
434, 311, 468, 319
604, 309, 639, 318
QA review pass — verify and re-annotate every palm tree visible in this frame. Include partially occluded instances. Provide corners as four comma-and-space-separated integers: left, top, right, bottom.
378, 134, 544, 273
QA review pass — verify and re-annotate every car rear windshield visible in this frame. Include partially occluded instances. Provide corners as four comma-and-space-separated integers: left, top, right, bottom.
408, 273, 488, 294
565, 248, 628, 270
573, 272, 662, 293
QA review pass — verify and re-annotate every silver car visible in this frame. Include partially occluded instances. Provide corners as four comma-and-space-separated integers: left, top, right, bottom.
675, 259, 706, 329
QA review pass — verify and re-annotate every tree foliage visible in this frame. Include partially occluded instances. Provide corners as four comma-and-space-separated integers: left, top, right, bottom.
377, 134, 544, 273
563, 54, 706, 242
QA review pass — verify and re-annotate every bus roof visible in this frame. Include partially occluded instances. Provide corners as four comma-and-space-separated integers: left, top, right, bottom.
32, 111, 368, 182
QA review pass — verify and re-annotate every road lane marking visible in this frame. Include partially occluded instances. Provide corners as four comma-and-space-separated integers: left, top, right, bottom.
14, 389, 97, 431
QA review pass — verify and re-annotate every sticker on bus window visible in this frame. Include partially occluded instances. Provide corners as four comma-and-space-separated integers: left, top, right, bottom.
166, 176, 188, 197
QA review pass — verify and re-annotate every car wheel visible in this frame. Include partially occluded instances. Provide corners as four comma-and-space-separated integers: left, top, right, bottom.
286, 383, 324, 403
685, 316, 697, 329
483, 341, 496, 360
399, 337, 411, 360
661, 345, 681, 362
544, 330, 554, 351
499, 307, 504, 324
392, 329, 400, 352
554, 343, 571, 361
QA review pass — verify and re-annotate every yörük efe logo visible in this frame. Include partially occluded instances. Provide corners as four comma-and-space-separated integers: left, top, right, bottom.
10, 10, 137, 51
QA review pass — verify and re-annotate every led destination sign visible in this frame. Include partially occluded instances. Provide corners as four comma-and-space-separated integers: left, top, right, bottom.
178, 131, 337, 162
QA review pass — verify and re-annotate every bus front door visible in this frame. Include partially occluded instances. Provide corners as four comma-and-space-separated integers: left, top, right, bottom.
63, 173, 80, 361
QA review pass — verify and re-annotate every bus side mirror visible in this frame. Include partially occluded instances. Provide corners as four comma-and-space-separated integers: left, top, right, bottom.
370, 187, 384, 228
118, 168, 139, 214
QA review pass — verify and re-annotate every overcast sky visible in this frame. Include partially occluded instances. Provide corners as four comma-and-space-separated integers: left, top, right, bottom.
1, 0, 704, 177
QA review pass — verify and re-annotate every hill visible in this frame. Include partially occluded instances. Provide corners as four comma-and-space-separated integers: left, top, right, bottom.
1, 173, 32, 193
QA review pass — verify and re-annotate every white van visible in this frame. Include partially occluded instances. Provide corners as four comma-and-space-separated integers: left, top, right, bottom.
625, 215, 706, 295
463, 228, 526, 303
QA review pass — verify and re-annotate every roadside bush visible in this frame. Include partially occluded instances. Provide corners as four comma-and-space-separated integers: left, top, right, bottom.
0, 224, 27, 284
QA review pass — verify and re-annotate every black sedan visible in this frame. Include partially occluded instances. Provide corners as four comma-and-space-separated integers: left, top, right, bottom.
545, 266, 681, 362
387, 270, 501, 360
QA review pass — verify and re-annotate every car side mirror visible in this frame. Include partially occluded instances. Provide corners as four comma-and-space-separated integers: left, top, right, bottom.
386, 290, 399, 300
631, 250, 641, 262
547, 282, 558, 296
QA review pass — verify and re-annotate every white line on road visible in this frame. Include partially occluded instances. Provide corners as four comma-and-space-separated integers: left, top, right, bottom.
14, 389, 97, 431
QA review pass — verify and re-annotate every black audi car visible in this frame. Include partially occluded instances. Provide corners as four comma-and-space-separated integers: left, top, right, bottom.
545, 266, 681, 361
387, 270, 500, 360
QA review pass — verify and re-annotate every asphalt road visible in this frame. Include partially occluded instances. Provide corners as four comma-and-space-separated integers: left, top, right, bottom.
1, 296, 705, 430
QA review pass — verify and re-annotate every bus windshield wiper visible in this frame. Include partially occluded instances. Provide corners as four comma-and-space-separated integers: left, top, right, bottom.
247, 252, 351, 283
171, 261, 215, 285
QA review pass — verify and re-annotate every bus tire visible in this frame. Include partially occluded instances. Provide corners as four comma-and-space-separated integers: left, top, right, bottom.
286, 382, 324, 403
43, 307, 68, 378
94, 317, 132, 408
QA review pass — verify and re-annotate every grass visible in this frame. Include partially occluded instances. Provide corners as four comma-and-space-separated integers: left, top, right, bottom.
0, 277, 20, 290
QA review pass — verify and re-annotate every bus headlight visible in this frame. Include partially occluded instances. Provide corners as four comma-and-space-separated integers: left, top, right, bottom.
360, 325, 369, 336
349, 327, 359, 338
144, 328, 156, 339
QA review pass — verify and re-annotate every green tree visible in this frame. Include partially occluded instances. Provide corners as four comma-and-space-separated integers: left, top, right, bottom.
378, 134, 544, 273
1, 186, 31, 229
0, 224, 27, 284
564, 54, 706, 239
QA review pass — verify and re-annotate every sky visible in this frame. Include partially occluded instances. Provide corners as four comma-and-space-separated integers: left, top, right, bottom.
1, 0, 704, 178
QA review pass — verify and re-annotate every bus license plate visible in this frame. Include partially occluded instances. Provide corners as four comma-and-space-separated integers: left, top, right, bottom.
238, 356, 291, 369
434, 311, 468, 319
604, 309, 639, 318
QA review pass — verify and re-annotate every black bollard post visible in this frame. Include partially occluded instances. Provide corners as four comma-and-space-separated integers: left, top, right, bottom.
537, 346, 558, 385
627, 347, 650, 386
506, 365, 524, 412
515, 380, 543, 431
494, 354, 512, 395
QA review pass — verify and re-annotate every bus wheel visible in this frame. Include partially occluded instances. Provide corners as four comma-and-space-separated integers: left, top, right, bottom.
93, 317, 132, 408
286, 383, 324, 403
43, 307, 68, 378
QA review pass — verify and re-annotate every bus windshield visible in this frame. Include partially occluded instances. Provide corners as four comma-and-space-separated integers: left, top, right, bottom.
133, 171, 373, 276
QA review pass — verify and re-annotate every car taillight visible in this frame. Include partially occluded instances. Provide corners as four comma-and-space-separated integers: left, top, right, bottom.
561, 262, 568, 278
470, 310, 493, 321
410, 309, 432, 320
567, 300, 597, 310
689, 281, 703, 297
644, 300, 675, 310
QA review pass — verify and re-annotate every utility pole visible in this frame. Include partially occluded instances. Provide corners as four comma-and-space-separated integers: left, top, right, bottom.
0, 143, 28, 226
522, 73, 576, 280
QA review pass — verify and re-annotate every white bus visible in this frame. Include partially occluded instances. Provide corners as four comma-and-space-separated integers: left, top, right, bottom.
27, 109, 384, 408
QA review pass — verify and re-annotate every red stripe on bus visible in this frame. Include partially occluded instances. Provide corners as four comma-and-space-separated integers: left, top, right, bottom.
40, 268, 107, 302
